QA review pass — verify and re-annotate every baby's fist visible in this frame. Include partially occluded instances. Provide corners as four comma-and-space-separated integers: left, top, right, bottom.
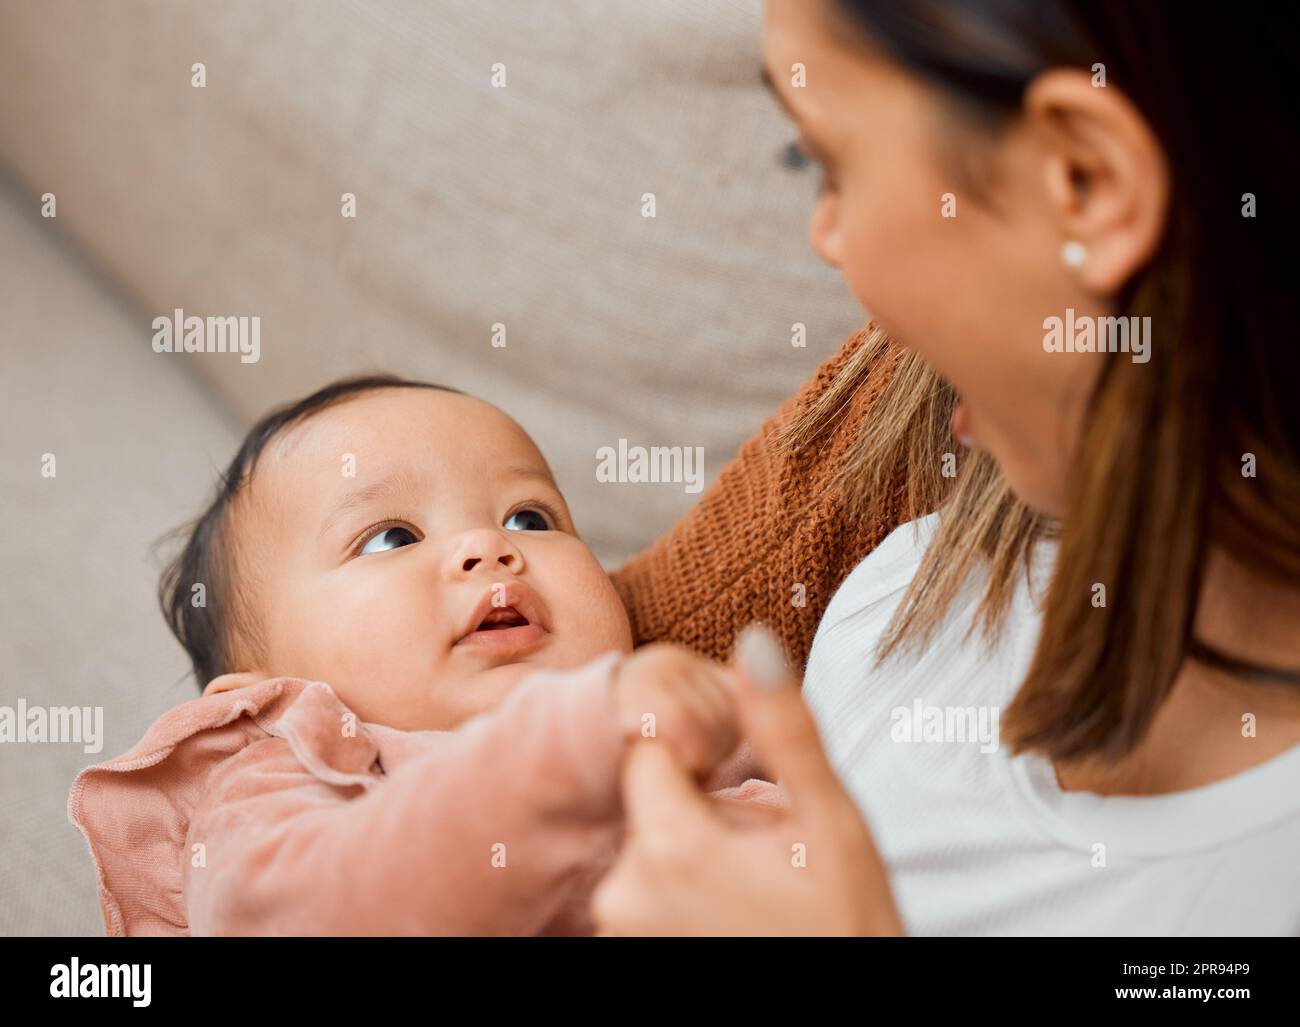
613, 644, 739, 779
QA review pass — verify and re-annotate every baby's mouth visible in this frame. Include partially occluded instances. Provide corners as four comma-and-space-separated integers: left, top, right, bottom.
474, 606, 529, 631
454, 584, 550, 654
456, 607, 547, 653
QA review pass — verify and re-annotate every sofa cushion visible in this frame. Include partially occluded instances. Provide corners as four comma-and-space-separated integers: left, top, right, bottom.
0, 188, 243, 935
0, 0, 867, 564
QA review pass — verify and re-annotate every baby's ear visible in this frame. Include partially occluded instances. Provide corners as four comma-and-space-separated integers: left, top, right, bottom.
202, 670, 270, 697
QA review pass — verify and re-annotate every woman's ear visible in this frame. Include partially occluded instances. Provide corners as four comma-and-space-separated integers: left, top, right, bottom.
1023, 67, 1170, 295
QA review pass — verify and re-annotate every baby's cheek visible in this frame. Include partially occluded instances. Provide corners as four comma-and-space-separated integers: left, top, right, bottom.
283, 582, 411, 678
560, 556, 633, 655
287, 600, 369, 682
316, 604, 437, 721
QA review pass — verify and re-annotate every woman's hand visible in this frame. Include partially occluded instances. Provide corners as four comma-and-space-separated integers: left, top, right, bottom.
592, 626, 905, 936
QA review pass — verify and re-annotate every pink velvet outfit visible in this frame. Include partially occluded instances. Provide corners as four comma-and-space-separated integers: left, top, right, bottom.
68, 652, 782, 935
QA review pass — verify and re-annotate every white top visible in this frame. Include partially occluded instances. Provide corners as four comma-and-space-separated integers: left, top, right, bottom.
802, 513, 1300, 935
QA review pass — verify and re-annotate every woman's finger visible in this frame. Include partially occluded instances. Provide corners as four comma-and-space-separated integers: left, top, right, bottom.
590, 857, 654, 936
732, 624, 850, 825
620, 737, 712, 837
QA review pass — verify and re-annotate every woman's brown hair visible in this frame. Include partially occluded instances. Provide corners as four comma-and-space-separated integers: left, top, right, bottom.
784, 1, 1300, 763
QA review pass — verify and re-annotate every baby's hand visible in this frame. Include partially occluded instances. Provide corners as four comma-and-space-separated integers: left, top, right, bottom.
613, 644, 739, 779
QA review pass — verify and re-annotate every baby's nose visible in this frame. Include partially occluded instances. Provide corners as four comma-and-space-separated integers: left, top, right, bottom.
448, 528, 524, 577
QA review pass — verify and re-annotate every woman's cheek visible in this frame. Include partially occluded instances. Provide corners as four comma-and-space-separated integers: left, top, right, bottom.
835, 188, 925, 323
846, 197, 977, 368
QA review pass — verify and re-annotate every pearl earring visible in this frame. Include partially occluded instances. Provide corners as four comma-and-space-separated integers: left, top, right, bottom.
1062, 240, 1087, 268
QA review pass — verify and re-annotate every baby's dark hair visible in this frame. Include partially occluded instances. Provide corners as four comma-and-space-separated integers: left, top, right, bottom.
159, 374, 462, 690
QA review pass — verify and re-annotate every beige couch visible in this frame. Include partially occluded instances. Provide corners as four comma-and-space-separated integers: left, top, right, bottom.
0, 1, 866, 935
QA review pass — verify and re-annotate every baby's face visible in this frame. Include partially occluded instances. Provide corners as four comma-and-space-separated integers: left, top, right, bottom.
230, 387, 632, 731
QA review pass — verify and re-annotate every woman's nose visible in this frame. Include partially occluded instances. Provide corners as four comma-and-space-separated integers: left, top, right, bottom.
809, 195, 843, 269
446, 528, 525, 578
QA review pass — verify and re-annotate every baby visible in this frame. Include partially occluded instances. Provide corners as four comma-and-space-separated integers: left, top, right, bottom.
68, 375, 779, 936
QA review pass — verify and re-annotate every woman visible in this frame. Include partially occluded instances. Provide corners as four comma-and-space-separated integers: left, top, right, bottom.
599, 0, 1300, 934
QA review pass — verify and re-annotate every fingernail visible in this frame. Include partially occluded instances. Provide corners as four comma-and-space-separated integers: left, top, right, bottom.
735, 624, 790, 693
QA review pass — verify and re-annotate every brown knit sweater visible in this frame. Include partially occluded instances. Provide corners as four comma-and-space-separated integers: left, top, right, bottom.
610, 325, 909, 672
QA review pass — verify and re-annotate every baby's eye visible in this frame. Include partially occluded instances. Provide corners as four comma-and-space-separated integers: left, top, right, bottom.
503, 508, 551, 532
359, 526, 420, 555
